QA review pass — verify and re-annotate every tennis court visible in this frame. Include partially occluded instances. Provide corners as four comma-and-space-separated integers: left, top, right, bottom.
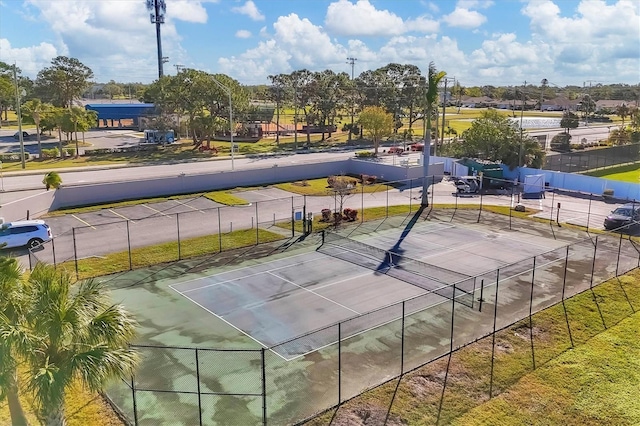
169, 219, 568, 360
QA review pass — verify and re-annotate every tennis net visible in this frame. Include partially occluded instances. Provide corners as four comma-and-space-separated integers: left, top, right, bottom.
318, 231, 474, 308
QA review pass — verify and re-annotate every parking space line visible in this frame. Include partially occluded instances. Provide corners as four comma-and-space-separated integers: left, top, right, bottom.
142, 204, 170, 217
109, 209, 135, 223
173, 199, 206, 214
71, 214, 96, 230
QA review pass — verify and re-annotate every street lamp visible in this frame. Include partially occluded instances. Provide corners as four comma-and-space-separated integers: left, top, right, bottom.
211, 77, 235, 171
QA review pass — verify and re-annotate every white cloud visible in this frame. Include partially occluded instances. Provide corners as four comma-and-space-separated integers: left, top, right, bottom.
231, 1, 265, 21
236, 30, 252, 39
443, 7, 487, 29
19, 0, 204, 82
325, 0, 405, 36
0, 39, 59, 77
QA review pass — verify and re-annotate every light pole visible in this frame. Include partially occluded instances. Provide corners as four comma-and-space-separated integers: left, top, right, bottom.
346, 57, 357, 142
211, 77, 235, 171
13, 64, 26, 169
438, 77, 455, 157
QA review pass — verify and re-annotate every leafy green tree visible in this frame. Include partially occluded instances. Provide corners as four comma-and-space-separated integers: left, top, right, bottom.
310, 69, 349, 140
422, 62, 446, 205
560, 111, 579, 134
40, 107, 66, 156
267, 73, 291, 145
450, 109, 544, 168
100, 80, 123, 99
358, 106, 394, 155
550, 132, 572, 152
609, 128, 632, 146
0, 256, 30, 426
22, 99, 52, 158
18, 264, 138, 425
34, 56, 93, 108
615, 104, 631, 128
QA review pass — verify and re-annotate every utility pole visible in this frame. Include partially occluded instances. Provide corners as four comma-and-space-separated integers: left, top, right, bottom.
438, 77, 455, 157
346, 57, 358, 142
519, 81, 526, 168
13, 64, 26, 169
175, 64, 184, 74
146, 0, 166, 79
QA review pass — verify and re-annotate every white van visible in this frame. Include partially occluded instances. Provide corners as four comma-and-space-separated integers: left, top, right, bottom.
0, 220, 53, 249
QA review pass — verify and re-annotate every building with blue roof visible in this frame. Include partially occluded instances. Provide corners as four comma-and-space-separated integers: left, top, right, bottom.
84, 103, 156, 129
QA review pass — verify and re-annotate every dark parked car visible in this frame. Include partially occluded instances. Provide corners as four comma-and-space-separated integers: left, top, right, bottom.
13, 131, 30, 140
603, 204, 640, 231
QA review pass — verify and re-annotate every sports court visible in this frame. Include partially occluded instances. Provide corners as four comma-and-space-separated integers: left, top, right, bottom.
169, 218, 568, 360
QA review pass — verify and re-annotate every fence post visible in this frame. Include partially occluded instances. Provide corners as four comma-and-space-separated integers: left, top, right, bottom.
550, 191, 556, 224
401, 301, 405, 375
409, 179, 413, 213
195, 349, 202, 426
477, 191, 483, 223
256, 201, 260, 243
176, 213, 181, 261
450, 287, 455, 353
28, 248, 33, 270
338, 322, 342, 405
302, 196, 307, 236
616, 232, 623, 277
529, 256, 536, 370
131, 375, 138, 426
586, 193, 593, 232
262, 348, 267, 426
562, 245, 574, 348
291, 196, 295, 237
590, 236, 598, 288
430, 175, 435, 213
386, 182, 389, 218
217, 207, 222, 252
509, 186, 513, 230
478, 279, 484, 312
361, 184, 364, 223
489, 269, 500, 399
126, 221, 132, 271
51, 238, 57, 267
72, 227, 79, 281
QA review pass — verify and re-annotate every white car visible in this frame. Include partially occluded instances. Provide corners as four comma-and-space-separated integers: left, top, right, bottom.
0, 220, 52, 249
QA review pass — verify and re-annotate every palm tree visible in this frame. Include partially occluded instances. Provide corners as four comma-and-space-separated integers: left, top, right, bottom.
615, 104, 631, 128
22, 99, 50, 159
422, 62, 446, 206
42, 171, 62, 191
0, 256, 31, 426
23, 264, 138, 426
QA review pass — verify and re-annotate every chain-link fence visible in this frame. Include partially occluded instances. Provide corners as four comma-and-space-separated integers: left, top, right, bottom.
25, 176, 640, 425
95, 223, 640, 426
544, 142, 640, 173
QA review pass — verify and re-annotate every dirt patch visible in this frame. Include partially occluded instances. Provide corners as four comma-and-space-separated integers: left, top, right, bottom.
513, 323, 548, 341
292, 180, 310, 187
406, 373, 445, 397
331, 403, 404, 426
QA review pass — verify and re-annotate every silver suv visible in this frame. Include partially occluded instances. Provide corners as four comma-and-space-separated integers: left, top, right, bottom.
0, 220, 52, 249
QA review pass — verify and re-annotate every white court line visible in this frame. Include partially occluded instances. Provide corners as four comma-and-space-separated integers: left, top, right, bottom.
142, 204, 170, 217
71, 214, 96, 229
109, 209, 135, 223
176, 253, 328, 293
171, 251, 315, 289
173, 199, 206, 214
267, 271, 361, 315
168, 285, 280, 357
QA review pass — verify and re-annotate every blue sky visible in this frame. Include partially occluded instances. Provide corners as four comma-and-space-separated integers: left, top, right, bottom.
1, 0, 638, 87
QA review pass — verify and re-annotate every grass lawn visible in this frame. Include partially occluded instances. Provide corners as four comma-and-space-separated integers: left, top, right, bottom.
586, 163, 640, 183
275, 177, 390, 196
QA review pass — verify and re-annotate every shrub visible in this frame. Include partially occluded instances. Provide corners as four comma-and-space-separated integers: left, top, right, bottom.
42, 148, 60, 159
355, 151, 374, 158
321, 209, 332, 222
360, 174, 377, 185
332, 212, 343, 224
64, 147, 76, 157
343, 208, 358, 222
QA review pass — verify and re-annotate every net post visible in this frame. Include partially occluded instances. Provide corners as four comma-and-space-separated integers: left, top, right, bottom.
195, 348, 202, 426
338, 322, 342, 406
